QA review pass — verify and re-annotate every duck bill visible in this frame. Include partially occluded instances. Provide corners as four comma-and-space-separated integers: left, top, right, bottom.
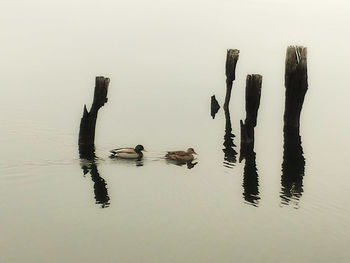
142, 149, 147, 152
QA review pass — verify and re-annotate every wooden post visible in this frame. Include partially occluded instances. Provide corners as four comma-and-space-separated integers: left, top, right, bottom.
284, 46, 308, 128
224, 49, 239, 110
221, 49, 239, 167
211, 95, 220, 119
79, 76, 110, 147
78, 76, 110, 208
240, 74, 262, 161
280, 46, 307, 206
239, 74, 262, 205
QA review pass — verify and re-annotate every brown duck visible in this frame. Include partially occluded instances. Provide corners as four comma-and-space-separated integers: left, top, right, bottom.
165, 148, 197, 162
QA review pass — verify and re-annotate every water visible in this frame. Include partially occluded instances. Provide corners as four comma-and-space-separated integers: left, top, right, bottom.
1, 0, 350, 262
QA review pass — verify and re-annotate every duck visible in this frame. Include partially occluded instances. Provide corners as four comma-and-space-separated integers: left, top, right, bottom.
165, 148, 197, 162
110, 145, 146, 159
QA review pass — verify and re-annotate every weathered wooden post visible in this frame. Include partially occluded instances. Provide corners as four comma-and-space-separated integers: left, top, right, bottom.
78, 76, 110, 208
221, 49, 239, 166
240, 74, 262, 161
239, 74, 262, 205
224, 49, 239, 110
281, 46, 308, 206
284, 46, 308, 128
79, 76, 110, 151
211, 95, 220, 119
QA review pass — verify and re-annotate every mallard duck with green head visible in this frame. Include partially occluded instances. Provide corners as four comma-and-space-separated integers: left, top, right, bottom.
165, 148, 197, 162
110, 145, 146, 159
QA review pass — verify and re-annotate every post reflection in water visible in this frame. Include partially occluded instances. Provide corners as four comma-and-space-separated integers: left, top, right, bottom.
240, 142, 260, 206
280, 126, 305, 206
79, 145, 110, 208
223, 108, 237, 168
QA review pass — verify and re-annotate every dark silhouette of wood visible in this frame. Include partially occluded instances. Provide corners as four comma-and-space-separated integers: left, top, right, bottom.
242, 143, 260, 207
224, 49, 239, 110
79, 76, 110, 147
239, 74, 262, 205
223, 108, 237, 167
280, 126, 305, 206
211, 95, 220, 119
78, 76, 110, 208
240, 74, 262, 162
79, 146, 110, 208
280, 46, 307, 207
284, 46, 308, 128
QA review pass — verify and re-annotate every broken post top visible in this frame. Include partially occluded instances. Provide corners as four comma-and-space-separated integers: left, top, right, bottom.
284, 46, 308, 128
92, 76, 110, 112
225, 49, 240, 83
246, 74, 262, 103
79, 76, 110, 147
246, 74, 262, 96
285, 46, 308, 83
245, 74, 262, 128
224, 49, 239, 110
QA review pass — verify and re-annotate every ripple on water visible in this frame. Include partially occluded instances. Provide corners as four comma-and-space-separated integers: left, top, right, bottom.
0, 159, 78, 181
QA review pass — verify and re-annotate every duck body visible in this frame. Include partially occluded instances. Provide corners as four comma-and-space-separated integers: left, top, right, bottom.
165, 148, 197, 162
110, 145, 146, 159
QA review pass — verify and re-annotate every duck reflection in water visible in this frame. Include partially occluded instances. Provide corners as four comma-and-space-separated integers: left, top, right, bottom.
240, 135, 260, 207
281, 126, 305, 206
109, 155, 144, 167
223, 108, 237, 168
165, 159, 198, 169
79, 145, 110, 208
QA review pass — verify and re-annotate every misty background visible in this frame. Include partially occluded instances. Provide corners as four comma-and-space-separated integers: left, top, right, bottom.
1, 1, 350, 262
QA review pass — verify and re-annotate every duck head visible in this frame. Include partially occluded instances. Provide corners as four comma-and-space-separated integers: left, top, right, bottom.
134, 145, 147, 153
187, 148, 197, 154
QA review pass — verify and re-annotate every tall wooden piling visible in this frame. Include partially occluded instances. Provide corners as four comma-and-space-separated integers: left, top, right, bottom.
79, 76, 110, 148
240, 74, 262, 204
240, 74, 262, 160
224, 49, 239, 110
280, 46, 307, 206
78, 76, 110, 208
284, 46, 308, 128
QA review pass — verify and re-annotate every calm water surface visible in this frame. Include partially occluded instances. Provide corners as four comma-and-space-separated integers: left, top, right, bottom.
1, 0, 350, 262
